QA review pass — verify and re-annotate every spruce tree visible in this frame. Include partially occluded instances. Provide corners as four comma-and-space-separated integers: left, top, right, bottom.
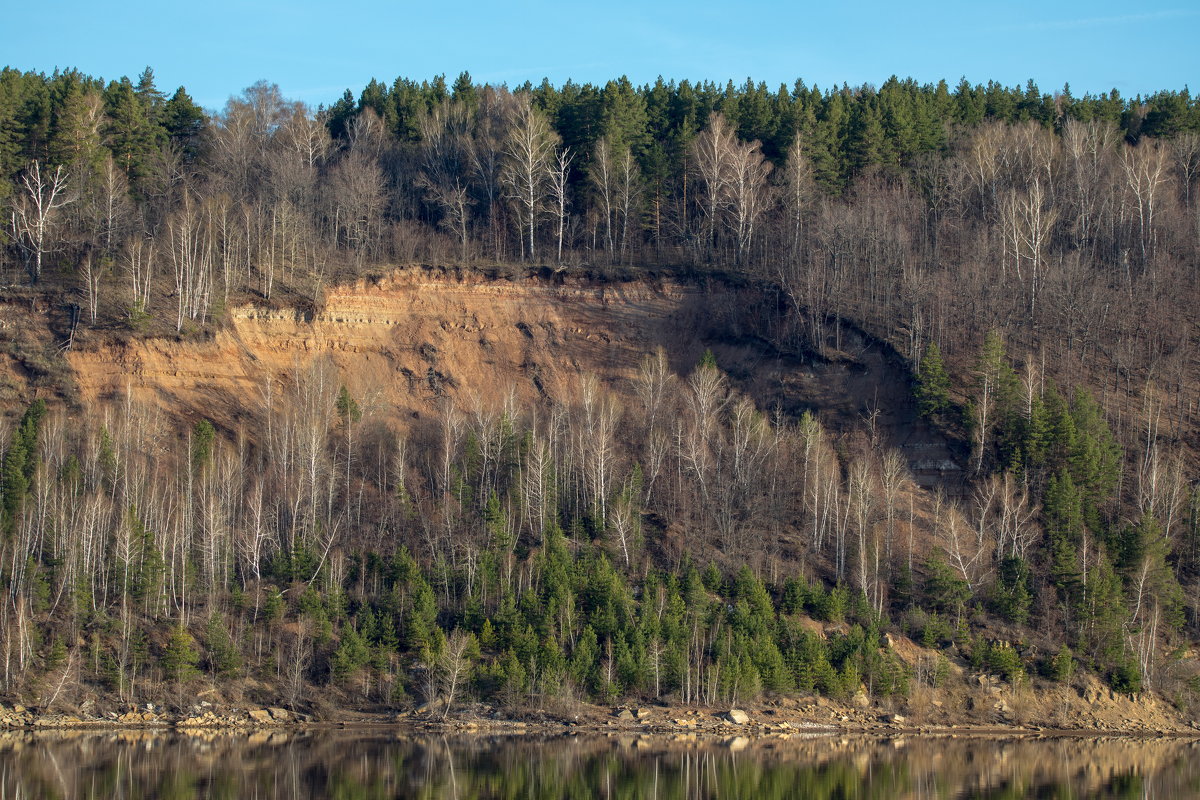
915, 341, 951, 419
162, 625, 200, 682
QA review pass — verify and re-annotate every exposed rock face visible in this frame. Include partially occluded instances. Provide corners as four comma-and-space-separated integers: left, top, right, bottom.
48, 268, 958, 481
65, 271, 740, 428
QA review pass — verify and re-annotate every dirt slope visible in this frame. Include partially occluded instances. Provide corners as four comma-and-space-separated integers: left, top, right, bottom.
1, 267, 961, 478
63, 270, 725, 423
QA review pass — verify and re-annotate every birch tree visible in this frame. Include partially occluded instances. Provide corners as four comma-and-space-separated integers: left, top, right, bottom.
691, 113, 736, 258
549, 145, 573, 263
10, 161, 73, 284
614, 146, 641, 261
501, 96, 557, 261
725, 136, 772, 266
1122, 138, 1169, 266
591, 138, 616, 255
420, 102, 475, 263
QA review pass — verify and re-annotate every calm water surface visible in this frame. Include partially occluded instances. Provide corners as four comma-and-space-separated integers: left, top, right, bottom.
1, 728, 1198, 799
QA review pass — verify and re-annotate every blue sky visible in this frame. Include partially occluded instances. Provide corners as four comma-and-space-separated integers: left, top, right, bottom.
4, 1, 1196, 111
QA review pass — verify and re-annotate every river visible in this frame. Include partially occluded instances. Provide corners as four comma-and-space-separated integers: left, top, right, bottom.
1, 728, 1197, 798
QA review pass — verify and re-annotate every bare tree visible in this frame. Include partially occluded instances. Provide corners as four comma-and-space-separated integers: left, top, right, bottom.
438, 629, 476, 720
578, 376, 620, 529
94, 155, 133, 256
879, 449, 908, 564
10, 161, 73, 283
691, 113, 737, 259
1171, 132, 1200, 211
591, 138, 617, 256
1062, 119, 1118, 252
1122, 137, 1170, 266
1003, 178, 1058, 315
167, 190, 215, 331
211, 81, 297, 201
329, 151, 386, 264
607, 478, 640, 568
964, 121, 1005, 217
80, 253, 102, 324
614, 146, 641, 262
940, 500, 989, 592
469, 87, 517, 259
123, 236, 155, 318
419, 102, 475, 263
280, 104, 331, 169
781, 135, 815, 260
725, 136, 773, 266
848, 460, 877, 605
284, 620, 311, 710
423, 178, 474, 263
501, 95, 558, 261
549, 145, 573, 264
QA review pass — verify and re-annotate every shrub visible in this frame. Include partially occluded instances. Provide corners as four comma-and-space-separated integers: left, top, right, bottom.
1109, 661, 1143, 694
1045, 646, 1074, 683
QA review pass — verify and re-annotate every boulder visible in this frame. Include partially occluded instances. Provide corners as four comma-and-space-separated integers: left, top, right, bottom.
414, 697, 446, 715
724, 709, 750, 725
267, 707, 290, 722
247, 709, 273, 723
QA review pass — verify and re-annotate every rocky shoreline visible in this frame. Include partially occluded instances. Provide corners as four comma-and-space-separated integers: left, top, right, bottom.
0, 701, 311, 730
5, 688, 1199, 739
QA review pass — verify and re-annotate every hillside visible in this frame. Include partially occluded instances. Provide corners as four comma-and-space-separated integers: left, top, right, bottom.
0, 66, 1198, 728
0, 263, 1191, 726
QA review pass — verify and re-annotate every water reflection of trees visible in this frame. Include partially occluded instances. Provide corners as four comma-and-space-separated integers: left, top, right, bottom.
0, 731, 1197, 799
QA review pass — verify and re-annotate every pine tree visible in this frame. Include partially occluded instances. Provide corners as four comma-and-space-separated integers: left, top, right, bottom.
1067, 388, 1121, 523
332, 624, 370, 683
991, 556, 1033, 624
203, 615, 241, 678
2, 400, 47, 533
1043, 470, 1084, 596
103, 77, 163, 186
160, 87, 205, 160
47, 71, 104, 174
162, 625, 200, 682
915, 341, 952, 419
847, 95, 886, 174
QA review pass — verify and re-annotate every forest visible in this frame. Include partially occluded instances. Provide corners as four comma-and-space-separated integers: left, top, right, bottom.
0, 65, 1198, 716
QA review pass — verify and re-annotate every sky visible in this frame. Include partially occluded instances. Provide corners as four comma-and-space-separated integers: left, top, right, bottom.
3, 0, 1196, 111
